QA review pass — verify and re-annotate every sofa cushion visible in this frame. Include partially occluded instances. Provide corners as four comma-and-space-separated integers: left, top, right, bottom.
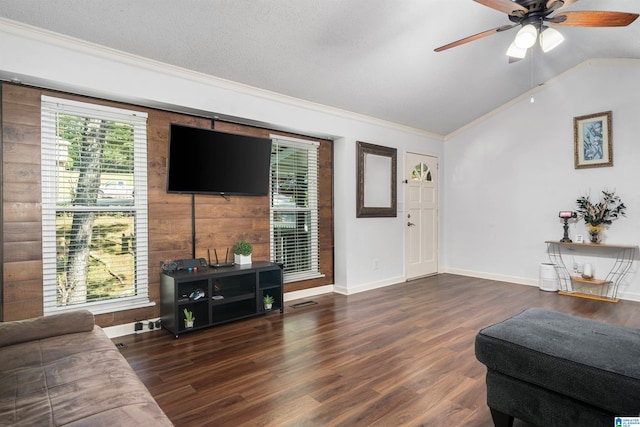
0, 310, 95, 348
475, 308, 640, 415
0, 321, 172, 426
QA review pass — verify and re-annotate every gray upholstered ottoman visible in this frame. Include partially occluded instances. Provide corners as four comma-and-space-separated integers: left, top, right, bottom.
475, 308, 640, 427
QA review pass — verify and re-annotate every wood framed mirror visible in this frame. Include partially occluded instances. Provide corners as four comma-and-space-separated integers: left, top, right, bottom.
356, 141, 397, 218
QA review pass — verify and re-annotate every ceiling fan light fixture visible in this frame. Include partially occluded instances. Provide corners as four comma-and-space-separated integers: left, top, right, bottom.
540, 27, 565, 52
514, 24, 538, 49
506, 41, 527, 59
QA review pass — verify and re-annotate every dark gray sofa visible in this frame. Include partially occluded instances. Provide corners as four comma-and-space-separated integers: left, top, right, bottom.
475, 308, 640, 427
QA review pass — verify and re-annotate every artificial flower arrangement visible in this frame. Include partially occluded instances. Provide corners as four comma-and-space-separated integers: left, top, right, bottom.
575, 190, 626, 243
576, 190, 626, 226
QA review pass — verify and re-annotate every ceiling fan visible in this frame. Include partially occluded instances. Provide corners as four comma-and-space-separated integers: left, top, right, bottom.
434, 0, 639, 58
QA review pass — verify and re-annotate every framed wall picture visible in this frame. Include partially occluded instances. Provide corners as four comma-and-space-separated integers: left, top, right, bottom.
574, 111, 612, 169
356, 141, 397, 218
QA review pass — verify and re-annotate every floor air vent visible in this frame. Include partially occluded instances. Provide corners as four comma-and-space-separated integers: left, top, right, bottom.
115, 342, 127, 349
290, 301, 318, 308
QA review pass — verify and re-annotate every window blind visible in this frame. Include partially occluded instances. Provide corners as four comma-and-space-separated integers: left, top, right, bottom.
270, 136, 323, 283
41, 95, 151, 314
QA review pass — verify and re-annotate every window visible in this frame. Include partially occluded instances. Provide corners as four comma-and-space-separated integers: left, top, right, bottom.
411, 162, 432, 182
270, 135, 323, 283
41, 96, 151, 314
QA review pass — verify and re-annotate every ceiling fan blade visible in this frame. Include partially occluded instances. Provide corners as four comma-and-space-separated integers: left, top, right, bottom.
474, 0, 528, 16
546, 0, 579, 12
550, 11, 639, 27
434, 25, 516, 52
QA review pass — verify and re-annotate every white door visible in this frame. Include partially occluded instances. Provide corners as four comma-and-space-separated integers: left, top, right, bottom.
405, 152, 438, 279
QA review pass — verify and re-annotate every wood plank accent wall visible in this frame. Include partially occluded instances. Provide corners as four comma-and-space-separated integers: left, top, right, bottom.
0, 85, 4, 322
214, 121, 334, 294
2, 84, 43, 322
0, 84, 3, 321
1, 83, 334, 324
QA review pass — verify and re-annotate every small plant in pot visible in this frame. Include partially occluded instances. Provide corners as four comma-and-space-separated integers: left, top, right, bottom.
183, 308, 195, 329
263, 294, 274, 311
233, 240, 253, 265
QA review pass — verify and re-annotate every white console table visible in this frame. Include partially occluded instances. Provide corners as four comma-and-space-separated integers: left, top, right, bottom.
545, 241, 637, 303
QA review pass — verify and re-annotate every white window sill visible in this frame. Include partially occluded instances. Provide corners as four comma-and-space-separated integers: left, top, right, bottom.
45, 298, 155, 316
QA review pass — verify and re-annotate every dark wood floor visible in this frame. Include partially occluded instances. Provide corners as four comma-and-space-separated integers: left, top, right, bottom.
116, 274, 640, 426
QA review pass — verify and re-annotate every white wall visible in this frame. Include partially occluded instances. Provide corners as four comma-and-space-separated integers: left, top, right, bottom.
0, 19, 444, 295
444, 59, 640, 301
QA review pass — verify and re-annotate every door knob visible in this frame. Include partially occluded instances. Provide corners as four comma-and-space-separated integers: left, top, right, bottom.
407, 222, 415, 227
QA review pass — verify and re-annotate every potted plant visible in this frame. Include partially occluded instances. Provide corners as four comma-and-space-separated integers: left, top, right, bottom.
233, 240, 253, 265
576, 190, 626, 243
183, 308, 195, 328
263, 294, 274, 311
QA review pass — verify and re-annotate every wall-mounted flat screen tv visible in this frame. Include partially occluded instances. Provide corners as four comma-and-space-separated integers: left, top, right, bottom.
167, 124, 272, 196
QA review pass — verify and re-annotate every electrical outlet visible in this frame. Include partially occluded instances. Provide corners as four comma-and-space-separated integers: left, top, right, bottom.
134, 322, 143, 331
148, 321, 154, 330
155, 320, 161, 329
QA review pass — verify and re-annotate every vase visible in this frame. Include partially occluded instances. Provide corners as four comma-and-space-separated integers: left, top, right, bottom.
586, 224, 603, 244
582, 263, 594, 279
234, 253, 252, 265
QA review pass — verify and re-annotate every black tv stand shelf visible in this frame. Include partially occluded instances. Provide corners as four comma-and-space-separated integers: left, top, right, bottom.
160, 261, 284, 338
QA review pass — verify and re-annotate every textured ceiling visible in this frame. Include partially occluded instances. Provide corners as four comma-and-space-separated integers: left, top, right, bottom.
0, 0, 639, 136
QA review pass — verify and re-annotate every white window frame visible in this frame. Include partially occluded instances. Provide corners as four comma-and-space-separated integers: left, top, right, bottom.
40, 95, 152, 315
269, 135, 324, 283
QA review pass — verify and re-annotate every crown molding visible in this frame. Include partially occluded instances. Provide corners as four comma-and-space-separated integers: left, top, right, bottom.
0, 17, 444, 141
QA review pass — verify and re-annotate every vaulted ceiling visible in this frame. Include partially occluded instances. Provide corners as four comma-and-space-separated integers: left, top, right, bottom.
0, 0, 639, 136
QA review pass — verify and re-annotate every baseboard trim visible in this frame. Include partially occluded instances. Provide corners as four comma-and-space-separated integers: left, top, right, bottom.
442, 267, 538, 287
333, 275, 405, 295
617, 289, 640, 302
103, 317, 161, 339
108, 269, 637, 339
442, 267, 640, 302
284, 285, 334, 302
